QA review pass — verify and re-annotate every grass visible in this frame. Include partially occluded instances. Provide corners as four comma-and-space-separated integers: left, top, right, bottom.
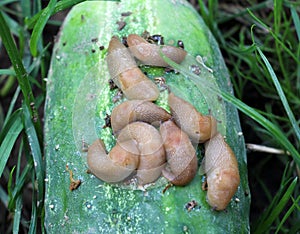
0, 0, 299, 233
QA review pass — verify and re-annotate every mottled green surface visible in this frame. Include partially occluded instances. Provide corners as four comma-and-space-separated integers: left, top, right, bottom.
44, 0, 250, 233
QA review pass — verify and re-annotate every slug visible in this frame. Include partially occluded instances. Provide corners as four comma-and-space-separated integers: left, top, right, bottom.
168, 92, 218, 143
202, 133, 240, 211
160, 120, 198, 186
127, 34, 187, 67
111, 100, 171, 134
107, 36, 159, 101
117, 122, 166, 185
87, 139, 139, 183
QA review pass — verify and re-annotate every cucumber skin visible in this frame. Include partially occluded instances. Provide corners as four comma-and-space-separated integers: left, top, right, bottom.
44, 0, 250, 233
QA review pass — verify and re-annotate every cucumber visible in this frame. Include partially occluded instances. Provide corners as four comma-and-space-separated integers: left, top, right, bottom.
44, 0, 250, 233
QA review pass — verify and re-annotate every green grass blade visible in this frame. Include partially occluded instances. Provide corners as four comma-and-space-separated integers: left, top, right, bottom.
21, 0, 33, 18
290, 5, 300, 41
247, 8, 300, 64
197, 0, 208, 21
3, 87, 20, 126
22, 103, 44, 211
257, 47, 300, 142
197, 0, 225, 46
12, 196, 22, 234
0, 69, 16, 76
0, 12, 42, 140
28, 172, 37, 234
29, 0, 56, 57
12, 139, 25, 233
15, 138, 24, 179
0, 186, 8, 208
217, 0, 272, 24
8, 158, 33, 211
32, 0, 42, 15
7, 166, 15, 201
254, 177, 298, 234
0, 110, 23, 178
0, 0, 18, 6
1, 11, 23, 36
0, 74, 16, 97
290, 4, 300, 95
0, 109, 22, 143
275, 195, 300, 234
252, 165, 292, 229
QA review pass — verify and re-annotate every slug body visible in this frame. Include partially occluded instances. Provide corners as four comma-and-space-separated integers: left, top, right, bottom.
127, 34, 187, 67
168, 93, 218, 143
202, 133, 240, 210
160, 120, 198, 186
107, 36, 159, 101
117, 122, 166, 185
111, 100, 171, 134
87, 139, 139, 183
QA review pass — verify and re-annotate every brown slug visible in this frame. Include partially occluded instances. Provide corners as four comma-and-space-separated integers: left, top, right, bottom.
107, 36, 159, 101
168, 92, 218, 143
160, 120, 198, 186
202, 133, 240, 210
127, 34, 187, 67
87, 139, 139, 183
117, 122, 166, 185
111, 100, 171, 134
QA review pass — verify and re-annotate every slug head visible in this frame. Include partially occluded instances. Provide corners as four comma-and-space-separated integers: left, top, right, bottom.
87, 139, 139, 183
127, 34, 187, 67
117, 67, 159, 101
107, 36, 137, 87
169, 92, 217, 143
206, 167, 240, 211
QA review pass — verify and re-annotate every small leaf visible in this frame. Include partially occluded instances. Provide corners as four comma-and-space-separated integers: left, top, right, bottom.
0, 186, 8, 208
22, 104, 44, 210
257, 47, 300, 142
8, 158, 33, 211
29, 0, 57, 57
275, 195, 300, 233
12, 196, 22, 234
0, 110, 23, 178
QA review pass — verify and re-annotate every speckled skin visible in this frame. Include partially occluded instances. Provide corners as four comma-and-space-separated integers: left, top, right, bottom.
168, 93, 218, 143
127, 34, 187, 67
160, 120, 198, 186
107, 37, 159, 101
111, 100, 171, 134
203, 133, 240, 210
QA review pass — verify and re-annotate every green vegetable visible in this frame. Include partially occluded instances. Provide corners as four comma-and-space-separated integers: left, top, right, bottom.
44, 0, 250, 233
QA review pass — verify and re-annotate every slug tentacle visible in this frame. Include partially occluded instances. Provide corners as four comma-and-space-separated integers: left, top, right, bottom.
117, 122, 166, 185
203, 133, 240, 210
127, 34, 187, 67
111, 100, 171, 134
107, 36, 159, 101
160, 120, 198, 186
168, 92, 218, 143
87, 139, 139, 183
